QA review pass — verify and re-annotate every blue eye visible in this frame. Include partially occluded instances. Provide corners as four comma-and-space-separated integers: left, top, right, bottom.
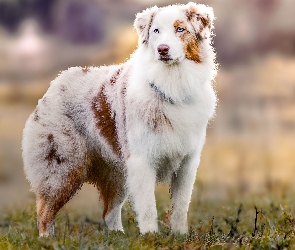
154, 29, 159, 34
176, 27, 184, 32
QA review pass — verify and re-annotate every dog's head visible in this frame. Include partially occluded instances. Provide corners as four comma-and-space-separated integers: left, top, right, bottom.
134, 2, 214, 64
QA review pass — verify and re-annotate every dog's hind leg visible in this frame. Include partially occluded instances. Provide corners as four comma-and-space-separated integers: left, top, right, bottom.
87, 156, 126, 232
96, 171, 126, 232
36, 196, 55, 236
36, 167, 85, 237
104, 195, 126, 231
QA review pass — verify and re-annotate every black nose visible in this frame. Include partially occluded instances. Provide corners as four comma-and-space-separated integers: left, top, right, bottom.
157, 44, 170, 56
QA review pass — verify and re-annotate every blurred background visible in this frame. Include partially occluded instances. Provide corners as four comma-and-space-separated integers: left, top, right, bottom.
0, 0, 295, 212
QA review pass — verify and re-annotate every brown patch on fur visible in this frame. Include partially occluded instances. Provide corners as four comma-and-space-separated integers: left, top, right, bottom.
36, 197, 47, 234
89, 70, 128, 216
47, 134, 53, 143
60, 85, 67, 92
86, 152, 125, 218
37, 166, 85, 235
185, 37, 201, 63
92, 86, 121, 156
65, 113, 73, 120
45, 134, 66, 165
198, 15, 211, 39
82, 66, 90, 73
185, 5, 197, 21
110, 67, 123, 85
153, 110, 172, 131
33, 109, 39, 122
62, 128, 71, 137
144, 106, 173, 131
142, 13, 155, 44
186, 5, 209, 27
200, 15, 210, 27
174, 20, 201, 63
185, 6, 211, 40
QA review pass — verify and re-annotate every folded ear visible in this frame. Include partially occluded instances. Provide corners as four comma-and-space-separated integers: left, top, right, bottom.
134, 6, 159, 45
184, 2, 214, 40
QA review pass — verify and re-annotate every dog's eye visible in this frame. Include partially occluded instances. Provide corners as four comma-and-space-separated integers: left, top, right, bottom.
176, 27, 184, 32
154, 29, 159, 34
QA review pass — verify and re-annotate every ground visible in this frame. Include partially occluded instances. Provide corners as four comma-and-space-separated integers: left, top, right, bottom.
1, 190, 295, 249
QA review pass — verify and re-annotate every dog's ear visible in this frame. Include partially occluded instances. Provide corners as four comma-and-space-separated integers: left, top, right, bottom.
184, 2, 214, 40
134, 6, 159, 45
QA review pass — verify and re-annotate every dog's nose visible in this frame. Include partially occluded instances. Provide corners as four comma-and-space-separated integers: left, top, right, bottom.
157, 44, 170, 56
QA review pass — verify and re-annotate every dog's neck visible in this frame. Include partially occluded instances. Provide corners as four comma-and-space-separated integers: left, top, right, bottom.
149, 81, 194, 105
149, 82, 175, 104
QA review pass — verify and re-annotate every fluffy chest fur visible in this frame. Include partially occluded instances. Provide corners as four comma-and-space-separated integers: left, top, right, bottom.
124, 54, 216, 180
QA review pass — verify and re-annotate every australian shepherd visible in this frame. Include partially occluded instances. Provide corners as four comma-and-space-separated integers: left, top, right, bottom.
22, 2, 217, 236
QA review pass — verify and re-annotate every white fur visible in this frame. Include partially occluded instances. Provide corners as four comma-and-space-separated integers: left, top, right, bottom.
22, 2, 217, 235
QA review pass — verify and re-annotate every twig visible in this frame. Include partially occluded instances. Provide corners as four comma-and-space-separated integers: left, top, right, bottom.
252, 206, 259, 237
210, 216, 214, 235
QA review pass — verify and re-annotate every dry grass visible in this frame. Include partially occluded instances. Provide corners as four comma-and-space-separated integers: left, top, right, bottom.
2, 195, 295, 249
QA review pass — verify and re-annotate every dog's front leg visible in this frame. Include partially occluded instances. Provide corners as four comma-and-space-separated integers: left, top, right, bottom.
170, 156, 199, 234
126, 156, 158, 233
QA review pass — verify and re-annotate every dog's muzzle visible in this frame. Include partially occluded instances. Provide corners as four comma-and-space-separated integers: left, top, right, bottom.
157, 44, 172, 62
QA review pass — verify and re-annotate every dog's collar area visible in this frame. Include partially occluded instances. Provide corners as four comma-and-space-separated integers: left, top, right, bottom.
149, 82, 194, 105
149, 82, 175, 104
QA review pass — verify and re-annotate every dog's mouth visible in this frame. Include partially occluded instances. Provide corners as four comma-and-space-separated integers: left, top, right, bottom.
159, 56, 181, 65
159, 55, 172, 61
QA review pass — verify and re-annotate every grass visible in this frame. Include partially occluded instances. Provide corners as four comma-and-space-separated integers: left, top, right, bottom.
1, 195, 295, 249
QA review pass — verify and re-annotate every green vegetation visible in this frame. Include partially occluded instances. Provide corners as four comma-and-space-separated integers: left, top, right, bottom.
1, 195, 295, 249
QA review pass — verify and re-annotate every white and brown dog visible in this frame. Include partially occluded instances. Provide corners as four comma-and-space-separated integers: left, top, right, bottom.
22, 2, 217, 236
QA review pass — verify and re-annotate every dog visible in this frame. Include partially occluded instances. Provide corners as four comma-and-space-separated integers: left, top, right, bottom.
22, 2, 217, 236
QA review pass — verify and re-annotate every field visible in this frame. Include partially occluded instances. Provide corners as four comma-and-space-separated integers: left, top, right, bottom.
1, 0, 295, 248
2, 192, 295, 249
